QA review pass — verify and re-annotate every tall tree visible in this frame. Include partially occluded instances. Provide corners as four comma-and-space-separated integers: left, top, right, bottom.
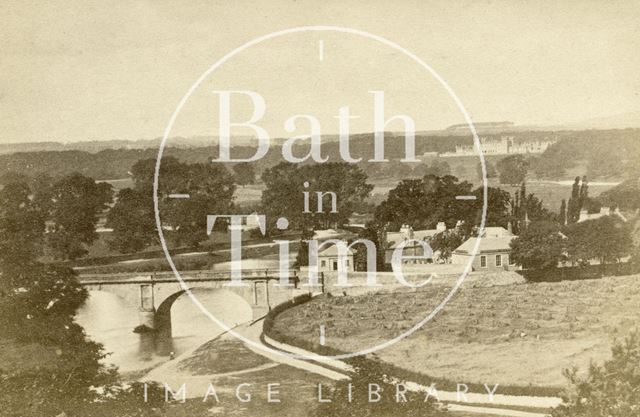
262, 162, 372, 232
45, 173, 113, 260
161, 162, 236, 247
559, 199, 567, 226
510, 221, 567, 270
120, 157, 236, 248
106, 187, 158, 253
578, 175, 589, 210
565, 216, 632, 269
567, 176, 581, 224
352, 221, 387, 271
0, 182, 45, 270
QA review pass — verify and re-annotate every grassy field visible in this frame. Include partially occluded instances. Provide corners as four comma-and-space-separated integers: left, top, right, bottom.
272, 273, 640, 389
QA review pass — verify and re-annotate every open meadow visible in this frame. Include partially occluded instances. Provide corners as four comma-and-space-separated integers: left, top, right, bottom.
272, 273, 640, 389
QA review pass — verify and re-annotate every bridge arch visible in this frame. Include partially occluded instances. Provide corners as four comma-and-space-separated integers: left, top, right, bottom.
154, 287, 253, 355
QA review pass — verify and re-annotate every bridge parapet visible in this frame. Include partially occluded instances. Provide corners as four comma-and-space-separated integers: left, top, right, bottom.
78, 268, 301, 285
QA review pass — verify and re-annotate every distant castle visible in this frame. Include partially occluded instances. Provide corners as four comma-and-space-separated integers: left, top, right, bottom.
439, 136, 556, 157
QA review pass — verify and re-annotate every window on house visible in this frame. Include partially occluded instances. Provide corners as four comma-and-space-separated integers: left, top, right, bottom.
480, 255, 487, 268
321, 260, 326, 268
495, 254, 502, 267
346, 259, 349, 266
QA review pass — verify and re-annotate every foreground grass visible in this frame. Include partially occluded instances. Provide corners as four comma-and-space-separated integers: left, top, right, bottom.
272, 273, 640, 389
178, 339, 270, 375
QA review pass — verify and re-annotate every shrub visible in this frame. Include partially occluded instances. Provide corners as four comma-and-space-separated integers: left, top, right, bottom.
552, 330, 640, 417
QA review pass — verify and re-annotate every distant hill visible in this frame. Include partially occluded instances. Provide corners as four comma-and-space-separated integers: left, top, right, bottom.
554, 111, 640, 131
4, 110, 639, 155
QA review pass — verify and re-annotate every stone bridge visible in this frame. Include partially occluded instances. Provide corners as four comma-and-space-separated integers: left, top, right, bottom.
78, 269, 317, 355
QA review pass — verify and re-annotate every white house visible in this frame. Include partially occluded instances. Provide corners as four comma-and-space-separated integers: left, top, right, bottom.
451, 227, 516, 271
577, 207, 627, 223
385, 223, 448, 265
317, 244, 355, 273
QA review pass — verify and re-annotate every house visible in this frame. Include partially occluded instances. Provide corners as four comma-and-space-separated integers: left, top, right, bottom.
451, 226, 515, 271
577, 207, 627, 223
385, 222, 448, 265
317, 244, 355, 273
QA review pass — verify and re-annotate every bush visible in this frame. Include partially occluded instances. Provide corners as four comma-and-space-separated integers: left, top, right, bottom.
552, 330, 640, 417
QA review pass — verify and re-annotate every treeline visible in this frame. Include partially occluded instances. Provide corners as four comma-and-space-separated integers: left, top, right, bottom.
531, 128, 640, 179
0, 177, 170, 416
10, 129, 639, 184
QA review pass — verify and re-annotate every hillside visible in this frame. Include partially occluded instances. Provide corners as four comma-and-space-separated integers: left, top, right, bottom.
271, 273, 640, 388
1, 129, 638, 184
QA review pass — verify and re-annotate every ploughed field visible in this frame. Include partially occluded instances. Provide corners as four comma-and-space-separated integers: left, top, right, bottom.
272, 273, 640, 388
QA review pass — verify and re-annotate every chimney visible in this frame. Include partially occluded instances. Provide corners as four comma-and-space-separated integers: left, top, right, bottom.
400, 224, 414, 239
436, 222, 446, 233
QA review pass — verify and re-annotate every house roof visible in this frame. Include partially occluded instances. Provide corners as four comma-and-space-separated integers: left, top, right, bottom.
318, 244, 355, 257
478, 226, 513, 238
454, 235, 515, 254
386, 229, 440, 246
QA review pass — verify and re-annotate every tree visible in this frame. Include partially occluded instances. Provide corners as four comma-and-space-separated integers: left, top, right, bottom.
598, 178, 640, 211
0, 182, 45, 269
353, 221, 387, 271
161, 162, 236, 247
510, 221, 567, 269
232, 162, 256, 186
417, 160, 451, 177
470, 186, 512, 231
559, 199, 567, 226
375, 175, 474, 232
44, 173, 113, 260
476, 160, 497, 180
566, 176, 581, 224
312, 357, 447, 417
106, 188, 158, 253
429, 228, 464, 262
552, 330, 640, 417
124, 157, 236, 248
294, 227, 315, 269
0, 190, 166, 417
262, 162, 372, 232
564, 216, 632, 270
495, 154, 529, 185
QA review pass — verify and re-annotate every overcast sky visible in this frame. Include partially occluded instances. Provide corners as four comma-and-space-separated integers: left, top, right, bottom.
1, 0, 639, 144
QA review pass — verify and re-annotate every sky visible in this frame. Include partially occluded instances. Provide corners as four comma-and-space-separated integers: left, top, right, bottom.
1, 0, 639, 144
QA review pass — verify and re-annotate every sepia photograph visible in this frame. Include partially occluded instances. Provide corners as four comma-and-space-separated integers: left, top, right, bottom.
1, 1, 639, 416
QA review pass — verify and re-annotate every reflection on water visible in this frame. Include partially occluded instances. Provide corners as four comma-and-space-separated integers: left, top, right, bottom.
76, 291, 155, 372
165, 289, 252, 356
76, 288, 253, 373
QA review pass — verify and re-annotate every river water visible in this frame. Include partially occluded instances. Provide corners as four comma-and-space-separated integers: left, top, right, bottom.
76, 286, 254, 373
